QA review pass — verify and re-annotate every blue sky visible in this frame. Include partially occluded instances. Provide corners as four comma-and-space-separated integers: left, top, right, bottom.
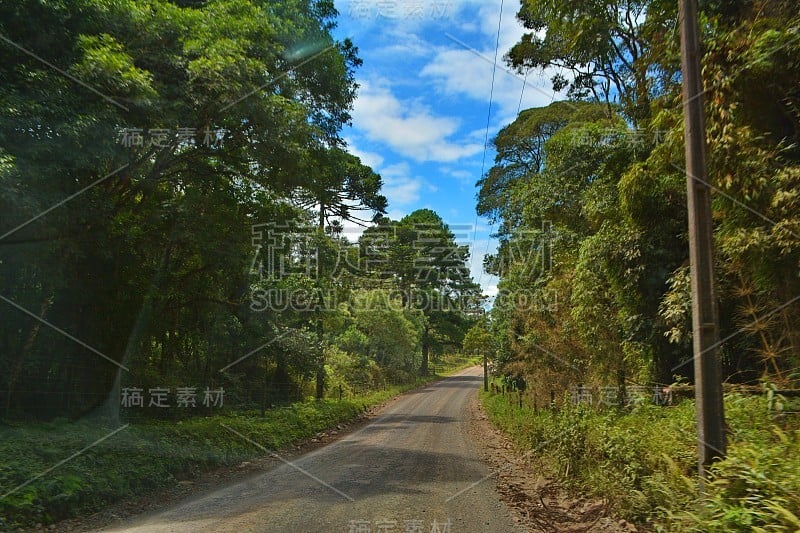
330, 0, 564, 299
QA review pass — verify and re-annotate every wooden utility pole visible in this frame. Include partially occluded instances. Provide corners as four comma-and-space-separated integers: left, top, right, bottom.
483, 352, 489, 392
679, 0, 726, 475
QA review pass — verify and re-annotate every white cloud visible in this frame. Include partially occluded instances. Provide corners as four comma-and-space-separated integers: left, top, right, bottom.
468, 238, 499, 296
382, 162, 411, 176
339, 217, 368, 243
351, 82, 483, 163
385, 180, 422, 205
345, 139, 384, 170
378, 162, 425, 206
421, 46, 558, 120
339, 0, 487, 35
420, 1, 565, 121
439, 166, 476, 184
369, 29, 431, 58
385, 208, 407, 222
475, 1, 526, 53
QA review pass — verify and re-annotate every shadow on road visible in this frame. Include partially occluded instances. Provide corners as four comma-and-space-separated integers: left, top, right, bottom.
424, 375, 482, 389
364, 414, 456, 427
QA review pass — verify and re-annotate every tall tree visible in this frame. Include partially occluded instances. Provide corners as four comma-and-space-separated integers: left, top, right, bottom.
291, 147, 386, 398
507, 0, 679, 124
0, 0, 365, 418
360, 210, 481, 376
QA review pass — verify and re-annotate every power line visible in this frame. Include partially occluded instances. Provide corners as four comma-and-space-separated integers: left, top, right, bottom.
516, 69, 529, 115
476, 68, 530, 296
473, 0, 505, 292
474, 2, 533, 296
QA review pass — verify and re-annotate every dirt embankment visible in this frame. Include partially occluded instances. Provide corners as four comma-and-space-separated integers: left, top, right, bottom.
467, 395, 640, 532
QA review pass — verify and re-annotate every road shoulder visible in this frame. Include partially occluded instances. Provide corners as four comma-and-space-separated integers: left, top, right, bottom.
467, 392, 640, 532
49, 387, 426, 533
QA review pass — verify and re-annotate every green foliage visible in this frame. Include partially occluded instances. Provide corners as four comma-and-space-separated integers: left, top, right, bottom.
0, 399, 363, 527
1, 351, 479, 527
487, 0, 800, 395
350, 290, 419, 371
508, 0, 672, 123
0, 0, 446, 422
482, 388, 800, 529
668, 428, 800, 532
358, 209, 482, 376
462, 317, 494, 358
324, 344, 380, 397
0, 0, 481, 526
0, 0, 372, 419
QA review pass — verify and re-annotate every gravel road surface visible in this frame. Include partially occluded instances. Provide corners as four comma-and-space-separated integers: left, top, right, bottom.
107, 367, 522, 532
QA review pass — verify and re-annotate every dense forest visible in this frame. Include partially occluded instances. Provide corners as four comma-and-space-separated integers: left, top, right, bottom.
1, 0, 798, 431
2, 0, 799, 424
0, 0, 481, 422
2, 0, 800, 529
480, 0, 800, 401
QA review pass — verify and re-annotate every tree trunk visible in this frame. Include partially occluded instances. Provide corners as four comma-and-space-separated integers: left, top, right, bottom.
104, 238, 173, 424
261, 352, 269, 417
483, 353, 489, 392
420, 324, 430, 376
315, 203, 326, 399
617, 365, 626, 408
5, 297, 53, 418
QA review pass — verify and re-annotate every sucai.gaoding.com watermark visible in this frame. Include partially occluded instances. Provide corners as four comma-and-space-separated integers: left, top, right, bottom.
248, 222, 556, 313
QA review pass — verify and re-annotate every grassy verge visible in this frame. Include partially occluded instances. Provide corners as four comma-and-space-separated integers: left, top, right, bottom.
0, 357, 478, 529
480, 384, 800, 531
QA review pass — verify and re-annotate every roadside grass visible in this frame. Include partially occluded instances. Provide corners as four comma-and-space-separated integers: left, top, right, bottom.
480, 384, 800, 531
0, 356, 478, 529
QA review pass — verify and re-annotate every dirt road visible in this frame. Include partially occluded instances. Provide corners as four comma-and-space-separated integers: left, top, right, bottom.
108, 367, 522, 532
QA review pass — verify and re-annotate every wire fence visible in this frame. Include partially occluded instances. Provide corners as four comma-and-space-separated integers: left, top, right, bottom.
489, 379, 800, 421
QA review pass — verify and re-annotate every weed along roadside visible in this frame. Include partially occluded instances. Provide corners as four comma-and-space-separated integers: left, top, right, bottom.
0, 357, 478, 529
480, 378, 800, 530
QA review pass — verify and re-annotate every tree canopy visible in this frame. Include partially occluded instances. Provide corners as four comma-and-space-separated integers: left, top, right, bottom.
0, 0, 478, 420
486, 0, 800, 394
